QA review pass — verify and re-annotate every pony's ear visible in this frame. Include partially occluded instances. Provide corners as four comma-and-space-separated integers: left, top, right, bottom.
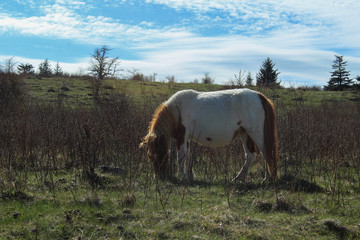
139, 139, 147, 149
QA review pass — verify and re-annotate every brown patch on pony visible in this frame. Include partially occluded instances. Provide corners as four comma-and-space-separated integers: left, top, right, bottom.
232, 126, 245, 142
246, 135, 257, 153
174, 113, 186, 149
258, 93, 279, 179
237, 120, 242, 126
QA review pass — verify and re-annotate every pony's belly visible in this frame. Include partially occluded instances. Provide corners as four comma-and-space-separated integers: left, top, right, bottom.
191, 130, 236, 148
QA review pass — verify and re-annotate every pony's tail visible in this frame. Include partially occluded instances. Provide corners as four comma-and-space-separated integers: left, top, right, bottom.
258, 93, 279, 180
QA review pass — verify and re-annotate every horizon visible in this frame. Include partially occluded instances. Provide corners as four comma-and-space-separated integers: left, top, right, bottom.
1, 0, 360, 86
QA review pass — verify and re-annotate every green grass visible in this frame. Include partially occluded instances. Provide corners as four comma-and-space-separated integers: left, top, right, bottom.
25, 76, 360, 107
1, 169, 360, 239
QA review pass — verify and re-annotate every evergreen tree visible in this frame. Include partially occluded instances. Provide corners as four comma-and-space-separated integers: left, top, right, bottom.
256, 57, 280, 87
325, 55, 353, 91
354, 75, 360, 90
54, 62, 63, 76
17, 63, 35, 75
245, 72, 254, 87
38, 59, 52, 77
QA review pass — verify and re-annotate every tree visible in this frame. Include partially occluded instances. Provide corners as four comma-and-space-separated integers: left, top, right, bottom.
54, 62, 63, 76
256, 57, 280, 87
89, 45, 120, 80
202, 72, 215, 84
3, 57, 17, 73
325, 55, 353, 91
234, 69, 246, 87
38, 59, 52, 77
245, 72, 254, 87
89, 46, 121, 100
354, 75, 360, 90
17, 63, 35, 75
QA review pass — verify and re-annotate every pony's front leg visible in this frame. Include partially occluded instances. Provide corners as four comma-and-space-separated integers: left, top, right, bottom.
185, 142, 194, 182
177, 143, 187, 181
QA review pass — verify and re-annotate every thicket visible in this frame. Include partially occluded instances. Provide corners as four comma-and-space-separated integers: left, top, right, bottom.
0, 72, 359, 205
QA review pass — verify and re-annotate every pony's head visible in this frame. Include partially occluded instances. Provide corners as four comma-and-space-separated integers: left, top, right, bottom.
140, 132, 170, 180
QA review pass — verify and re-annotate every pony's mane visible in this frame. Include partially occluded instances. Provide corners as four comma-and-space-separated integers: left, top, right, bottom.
147, 104, 177, 140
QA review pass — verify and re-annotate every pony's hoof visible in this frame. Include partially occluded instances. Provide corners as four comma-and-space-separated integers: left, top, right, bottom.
232, 176, 246, 183
261, 177, 269, 184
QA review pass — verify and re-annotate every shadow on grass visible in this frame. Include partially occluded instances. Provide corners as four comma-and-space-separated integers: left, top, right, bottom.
235, 174, 324, 194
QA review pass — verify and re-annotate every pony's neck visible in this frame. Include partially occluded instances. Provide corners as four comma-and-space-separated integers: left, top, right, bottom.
149, 104, 177, 140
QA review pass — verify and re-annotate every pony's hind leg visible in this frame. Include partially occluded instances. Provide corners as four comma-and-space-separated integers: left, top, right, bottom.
232, 131, 257, 182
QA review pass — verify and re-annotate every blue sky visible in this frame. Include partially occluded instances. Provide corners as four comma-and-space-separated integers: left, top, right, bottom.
1, 0, 360, 86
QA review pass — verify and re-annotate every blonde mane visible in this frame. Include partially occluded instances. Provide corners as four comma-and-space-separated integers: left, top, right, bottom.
143, 104, 177, 144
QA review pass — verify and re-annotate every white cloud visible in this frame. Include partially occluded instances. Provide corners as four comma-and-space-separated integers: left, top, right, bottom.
1, 0, 359, 86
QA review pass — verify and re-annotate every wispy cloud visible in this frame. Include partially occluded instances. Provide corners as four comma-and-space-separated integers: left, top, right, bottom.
0, 2, 192, 46
0, 0, 359, 85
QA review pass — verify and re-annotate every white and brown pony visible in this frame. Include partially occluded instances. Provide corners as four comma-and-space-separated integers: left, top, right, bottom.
140, 89, 279, 182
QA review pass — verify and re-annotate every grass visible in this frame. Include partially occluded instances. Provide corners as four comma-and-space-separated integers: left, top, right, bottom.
25, 77, 226, 105
1, 168, 360, 239
25, 76, 360, 106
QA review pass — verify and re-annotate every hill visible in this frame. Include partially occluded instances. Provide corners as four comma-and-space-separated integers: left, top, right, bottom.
1, 75, 359, 239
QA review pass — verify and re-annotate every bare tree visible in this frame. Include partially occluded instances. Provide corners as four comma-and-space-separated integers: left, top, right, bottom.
166, 75, 176, 83
234, 69, 246, 87
3, 57, 17, 73
89, 46, 121, 100
89, 46, 121, 80
202, 72, 215, 84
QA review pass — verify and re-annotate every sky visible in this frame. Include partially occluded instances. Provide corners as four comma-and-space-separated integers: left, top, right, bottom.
1, 0, 360, 86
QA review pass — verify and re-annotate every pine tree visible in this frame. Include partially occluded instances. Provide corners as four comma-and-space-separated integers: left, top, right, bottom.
38, 59, 52, 77
17, 63, 35, 75
245, 72, 254, 87
325, 55, 353, 91
256, 57, 280, 87
354, 75, 360, 90
54, 62, 63, 76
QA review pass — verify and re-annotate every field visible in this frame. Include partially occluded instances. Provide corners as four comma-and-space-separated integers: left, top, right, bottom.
1, 74, 360, 239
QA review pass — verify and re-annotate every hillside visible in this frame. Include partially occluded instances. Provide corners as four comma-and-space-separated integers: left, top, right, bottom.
1, 75, 360, 239
25, 76, 360, 106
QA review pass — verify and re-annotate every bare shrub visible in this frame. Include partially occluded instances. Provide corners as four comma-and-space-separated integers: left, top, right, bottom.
0, 83, 359, 206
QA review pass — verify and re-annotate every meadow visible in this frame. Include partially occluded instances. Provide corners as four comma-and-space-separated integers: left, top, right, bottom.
1, 74, 360, 239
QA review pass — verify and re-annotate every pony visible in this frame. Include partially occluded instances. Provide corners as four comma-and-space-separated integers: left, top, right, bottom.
140, 88, 279, 182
